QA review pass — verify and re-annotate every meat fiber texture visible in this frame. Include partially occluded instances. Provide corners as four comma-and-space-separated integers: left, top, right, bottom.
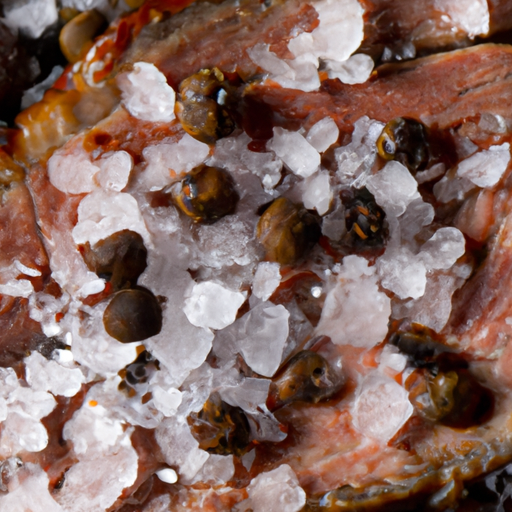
2, 0, 512, 511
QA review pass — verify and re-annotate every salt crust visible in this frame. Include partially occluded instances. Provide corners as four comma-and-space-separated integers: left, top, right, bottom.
28, 108, 475, 507
353, 373, 413, 442
118, 62, 176, 123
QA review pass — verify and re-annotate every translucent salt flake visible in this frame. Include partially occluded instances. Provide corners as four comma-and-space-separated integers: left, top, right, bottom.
63, 398, 125, 456
269, 127, 320, 178
191, 454, 235, 485
141, 135, 210, 190
0, 413, 49, 455
155, 416, 209, 483
288, 0, 364, 63
247, 44, 320, 92
353, 373, 413, 443
72, 189, 151, 247
378, 247, 427, 300
393, 273, 460, 332
183, 281, 246, 330
379, 345, 407, 375
56, 443, 138, 512
435, 0, 489, 37
420, 227, 466, 270
252, 262, 281, 301
3, 0, 58, 38
246, 464, 306, 512
316, 256, 391, 348
306, 117, 339, 153
48, 145, 100, 195
220, 378, 271, 413
25, 352, 84, 398
326, 53, 374, 85
151, 386, 182, 417
0, 279, 33, 298
9, 387, 56, 420
237, 302, 290, 377
456, 143, 511, 188
96, 151, 133, 191
0, 463, 64, 512
118, 62, 176, 123
300, 170, 333, 215
366, 161, 420, 216
335, 116, 384, 186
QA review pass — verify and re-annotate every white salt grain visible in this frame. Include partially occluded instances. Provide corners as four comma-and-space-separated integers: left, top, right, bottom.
48, 145, 100, 195
237, 302, 290, 377
420, 227, 466, 270
183, 281, 246, 330
353, 373, 413, 443
0, 279, 34, 298
72, 189, 151, 247
151, 386, 183, 417
300, 170, 333, 215
141, 135, 210, 190
456, 143, 511, 188
25, 352, 84, 398
366, 161, 420, 216
96, 151, 133, 192
246, 464, 306, 512
326, 53, 374, 85
435, 0, 489, 38
306, 117, 339, 153
118, 62, 176, 123
269, 127, 320, 178
378, 248, 427, 300
316, 256, 391, 347
252, 262, 281, 301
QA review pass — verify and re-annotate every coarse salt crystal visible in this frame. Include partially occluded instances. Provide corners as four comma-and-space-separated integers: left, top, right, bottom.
300, 170, 333, 215
96, 151, 133, 192
325, 53, 374, 85
246, 464, 306, 512
306, 117, 339, 153
366, 161, 421, 216
269, 127, 320, 178
353, 373, 413, 443
456, 143, 511, 188
118, 62, 176, 123
252, 262, 281, 301
183, 281, 246, 330
316, 256, 391, 347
